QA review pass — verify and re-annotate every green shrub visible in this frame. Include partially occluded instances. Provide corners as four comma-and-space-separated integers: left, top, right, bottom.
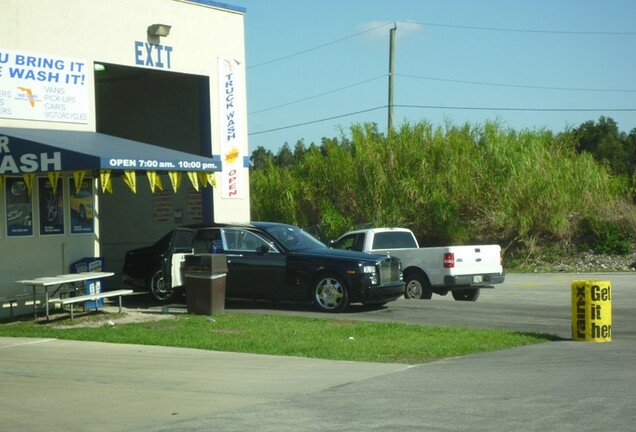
581, 217, 632, 255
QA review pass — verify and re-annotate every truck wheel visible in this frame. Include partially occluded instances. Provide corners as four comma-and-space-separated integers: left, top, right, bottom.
404, 275, 433, 300
149, 270, 174, 302
452, 288, 480, 301
313, 274, 349, 312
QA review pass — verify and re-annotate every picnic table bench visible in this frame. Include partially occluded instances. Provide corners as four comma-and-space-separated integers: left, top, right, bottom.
15, 272, 134, 320
48, 289, 134, 320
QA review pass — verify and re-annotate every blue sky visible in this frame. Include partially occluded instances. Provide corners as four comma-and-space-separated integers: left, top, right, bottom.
232, 0, 636, 153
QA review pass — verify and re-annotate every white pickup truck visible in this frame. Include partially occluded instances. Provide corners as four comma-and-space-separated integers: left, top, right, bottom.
330, 227, 504, 301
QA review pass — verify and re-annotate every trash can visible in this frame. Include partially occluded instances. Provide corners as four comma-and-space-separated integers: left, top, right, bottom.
184, 254, 228, 315
70, 257, 105, 274
70, 257, 106, 309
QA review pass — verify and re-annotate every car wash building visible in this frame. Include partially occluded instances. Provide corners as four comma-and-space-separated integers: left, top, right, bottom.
0, 0, 249, 319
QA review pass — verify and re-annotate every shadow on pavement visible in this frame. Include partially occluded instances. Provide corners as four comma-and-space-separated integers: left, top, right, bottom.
120, 291, 391, 315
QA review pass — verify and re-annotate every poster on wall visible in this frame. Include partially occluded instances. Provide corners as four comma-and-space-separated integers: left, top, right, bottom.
38, 177, 64, 235
0, 48, 89, 124
187, 187, 202, 222
5, 177, 33, 237
152, 190, 173, 223
70, 178, 94, 234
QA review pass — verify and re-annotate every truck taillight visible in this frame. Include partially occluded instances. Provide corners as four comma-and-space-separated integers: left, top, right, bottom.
443, 252, 455, 268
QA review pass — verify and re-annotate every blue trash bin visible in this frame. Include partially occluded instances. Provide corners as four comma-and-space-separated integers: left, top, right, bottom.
70, 257, 106, 309
70, 257, 105, 273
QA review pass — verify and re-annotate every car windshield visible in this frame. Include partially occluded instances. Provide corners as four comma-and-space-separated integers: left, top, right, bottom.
266, 226, 326, 252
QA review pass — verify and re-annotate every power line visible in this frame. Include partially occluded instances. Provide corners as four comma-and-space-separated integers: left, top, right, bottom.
397, 73, 636, 93
401, 20, 636, 36
246, 19, 635, 138
248, 104, 636, 136
247, 18, 635, 72
247, 21, 392, 69
248, 106, 386, 136
249, 71, 635, 120
248, 19, 635, 73
246, 19, 634, 120
249, 75, 386, 115
396, 104, 636, 112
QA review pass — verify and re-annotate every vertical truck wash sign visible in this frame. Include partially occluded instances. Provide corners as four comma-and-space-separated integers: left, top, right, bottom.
217, 58, 245, 199
571, 280, 612, 342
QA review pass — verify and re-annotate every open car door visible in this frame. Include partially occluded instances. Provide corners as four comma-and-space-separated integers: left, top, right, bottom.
161, 227, 197, 289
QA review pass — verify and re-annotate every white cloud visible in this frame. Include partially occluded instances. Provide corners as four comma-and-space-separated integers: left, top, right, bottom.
395, 20, 425, 39
358, 20, 424, 44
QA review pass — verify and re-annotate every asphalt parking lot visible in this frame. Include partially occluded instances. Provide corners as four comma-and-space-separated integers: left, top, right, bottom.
1, 273, 635, 432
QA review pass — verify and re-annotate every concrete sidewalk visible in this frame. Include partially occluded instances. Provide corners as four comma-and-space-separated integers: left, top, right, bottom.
0, 337, 409, 432
2, 336, 634, 432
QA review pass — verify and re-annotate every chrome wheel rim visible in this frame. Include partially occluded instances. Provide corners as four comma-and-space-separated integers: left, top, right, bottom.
150, 271, 172, 301
406, 279, 422, 299
315, 277, 344, 310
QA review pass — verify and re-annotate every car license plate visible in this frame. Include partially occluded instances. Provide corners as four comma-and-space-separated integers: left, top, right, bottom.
473, 275, 482, 283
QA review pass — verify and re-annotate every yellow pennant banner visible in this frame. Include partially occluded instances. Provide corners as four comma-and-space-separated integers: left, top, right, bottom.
147, 171, 157, 193
22, 173, 35, 196
47, 172, 60, 195
100, 170, 112, 193
123, 170, 137, 193
196, 172, 217, 188
146, 171, 164, 193
168, 171, 181, 192
198, 172, 208, 188
155, 172, 164, 192
73, 170, 86, 194
187, 171, 199, 191
206, 172, 216, 188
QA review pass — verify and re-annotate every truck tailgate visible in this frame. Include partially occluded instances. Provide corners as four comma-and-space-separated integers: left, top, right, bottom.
449, 245, 502, 275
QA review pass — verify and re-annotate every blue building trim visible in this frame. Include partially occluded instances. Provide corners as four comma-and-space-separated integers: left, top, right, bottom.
187, 0, 246, 13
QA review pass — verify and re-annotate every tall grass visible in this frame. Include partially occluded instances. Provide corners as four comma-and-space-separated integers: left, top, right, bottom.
250, 121, 634, 256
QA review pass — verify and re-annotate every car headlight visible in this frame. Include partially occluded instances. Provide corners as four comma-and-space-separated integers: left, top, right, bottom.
363, 265, 376, 274
362, 265, 378, 285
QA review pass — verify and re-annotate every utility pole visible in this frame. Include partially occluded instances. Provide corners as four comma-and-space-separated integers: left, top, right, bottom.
388, 22, 396, 133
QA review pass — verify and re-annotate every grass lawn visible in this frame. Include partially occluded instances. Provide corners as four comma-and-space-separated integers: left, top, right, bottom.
0, 311, 559, 364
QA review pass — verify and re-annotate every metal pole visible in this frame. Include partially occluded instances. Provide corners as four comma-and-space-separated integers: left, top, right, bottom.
388, 22, 396, 133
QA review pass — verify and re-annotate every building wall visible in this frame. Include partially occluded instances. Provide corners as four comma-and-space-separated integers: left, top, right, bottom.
0, 0, 249, 315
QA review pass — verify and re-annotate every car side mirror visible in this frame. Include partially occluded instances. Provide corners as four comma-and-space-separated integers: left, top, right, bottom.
256, 244, 270, 254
